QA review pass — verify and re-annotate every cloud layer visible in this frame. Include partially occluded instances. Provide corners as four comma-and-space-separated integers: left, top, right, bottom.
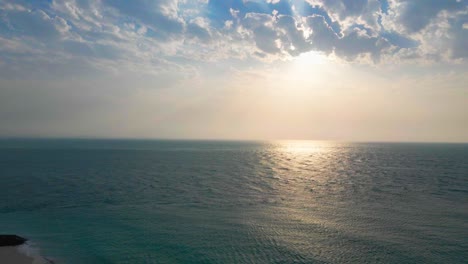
0, 0, 467, 76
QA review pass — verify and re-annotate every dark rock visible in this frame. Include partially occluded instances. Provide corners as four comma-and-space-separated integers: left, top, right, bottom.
0, 235, 28, 246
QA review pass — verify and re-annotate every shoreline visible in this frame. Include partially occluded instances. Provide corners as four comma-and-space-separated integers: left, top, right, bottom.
0, 246, 35, 264
0, 235, 52, 264
0, 245, 53, 264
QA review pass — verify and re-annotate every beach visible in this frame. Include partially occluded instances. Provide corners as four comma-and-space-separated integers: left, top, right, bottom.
0, 246, 34, 264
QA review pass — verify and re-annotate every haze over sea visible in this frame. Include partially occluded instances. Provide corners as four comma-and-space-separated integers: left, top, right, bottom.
0, 139, 467, 263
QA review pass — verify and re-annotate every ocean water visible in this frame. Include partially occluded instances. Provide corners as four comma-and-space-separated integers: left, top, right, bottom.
0, 139, 467, 263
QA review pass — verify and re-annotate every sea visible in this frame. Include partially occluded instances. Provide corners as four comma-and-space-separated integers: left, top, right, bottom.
0, 139, 467, 263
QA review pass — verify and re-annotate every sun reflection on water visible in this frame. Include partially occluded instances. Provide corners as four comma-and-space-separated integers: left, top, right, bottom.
276, 140, 333, 154
245, 140, 357, 260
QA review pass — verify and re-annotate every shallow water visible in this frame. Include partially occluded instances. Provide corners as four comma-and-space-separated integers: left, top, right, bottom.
0, 139, 467, 263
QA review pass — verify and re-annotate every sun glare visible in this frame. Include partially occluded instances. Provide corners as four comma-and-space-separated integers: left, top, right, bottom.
283, 51, 329, 83
278, 140, 330, 154
295, 51, 328, 65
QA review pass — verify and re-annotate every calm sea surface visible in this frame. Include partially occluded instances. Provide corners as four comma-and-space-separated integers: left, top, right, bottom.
0, 139, 467, 263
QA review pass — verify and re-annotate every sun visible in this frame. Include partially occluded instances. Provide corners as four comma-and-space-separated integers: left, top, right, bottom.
277, 50, 330, 86
294, 51, 328, 65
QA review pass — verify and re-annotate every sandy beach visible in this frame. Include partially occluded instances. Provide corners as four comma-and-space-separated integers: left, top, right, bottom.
0, 246, 34, 264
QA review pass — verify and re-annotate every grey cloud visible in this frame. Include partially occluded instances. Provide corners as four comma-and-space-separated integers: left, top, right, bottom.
306, 15, 338, 54
450, 14, 468, 59
106, 0, 185, 40
335, 28, 390, 61
341, 0, 369, 16
309, 0, 381, 29
396, 0, 466, 33
276, 15, 310, 55
2, 9, 69, 40
241, 14, 311, 56
320, 0, 370, 18
187, 18, 212, 41
0, 0, 467, 78
242, 13, 281, 54
305, 15, 390, 61
308, 0, 467, 62
252, 25, 281, 54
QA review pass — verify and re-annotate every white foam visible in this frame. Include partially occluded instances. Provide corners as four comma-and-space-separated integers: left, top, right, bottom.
17, 243, 53, 264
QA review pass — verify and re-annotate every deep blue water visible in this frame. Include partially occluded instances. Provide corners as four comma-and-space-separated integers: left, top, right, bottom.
0, 139, 467, 263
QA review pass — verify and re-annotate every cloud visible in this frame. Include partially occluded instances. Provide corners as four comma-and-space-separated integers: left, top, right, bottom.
306, 15, 338, 54
0, 0, 466, 79
391, 0, 466, 33
336, 27, 391, 61
1, 8, 70, 41
186, 17, 212, 40
106, 0, 185, 40
241, 13, 282, 54
451, 13, 468, 58
276, 15, 310, 54
381, 0, 468, 61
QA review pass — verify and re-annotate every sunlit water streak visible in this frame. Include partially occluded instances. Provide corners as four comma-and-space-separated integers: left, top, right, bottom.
0, 139, 467, 263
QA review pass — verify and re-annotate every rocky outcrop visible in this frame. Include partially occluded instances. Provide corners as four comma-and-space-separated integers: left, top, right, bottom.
0, 235, 27, 246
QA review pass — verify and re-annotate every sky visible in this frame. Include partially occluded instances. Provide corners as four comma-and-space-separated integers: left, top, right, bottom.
0, 0, 467, 142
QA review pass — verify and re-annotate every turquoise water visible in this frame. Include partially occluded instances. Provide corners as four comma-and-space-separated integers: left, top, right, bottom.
0, 139, 467, 263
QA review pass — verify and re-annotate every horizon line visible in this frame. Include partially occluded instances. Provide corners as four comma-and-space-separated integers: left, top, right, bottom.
0, 136, 467, 144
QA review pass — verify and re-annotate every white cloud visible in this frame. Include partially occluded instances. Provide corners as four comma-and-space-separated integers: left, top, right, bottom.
0, 0, 466, 80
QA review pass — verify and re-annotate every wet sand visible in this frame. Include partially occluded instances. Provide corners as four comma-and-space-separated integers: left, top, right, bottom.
0, 246, 34, 264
